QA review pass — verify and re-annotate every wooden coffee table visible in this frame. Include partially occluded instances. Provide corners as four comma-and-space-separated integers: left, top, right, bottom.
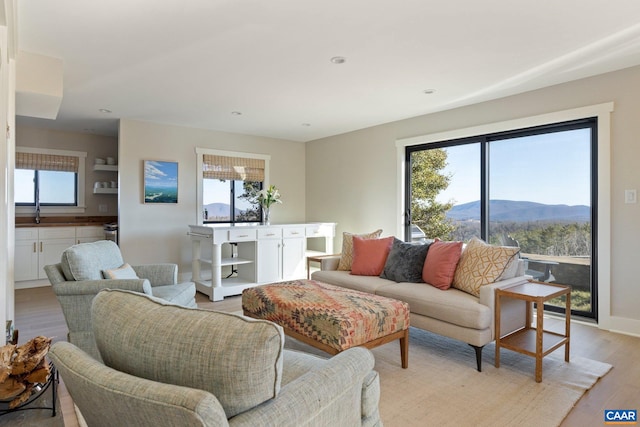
495, 280, 571, 382
242, 279, 410, 368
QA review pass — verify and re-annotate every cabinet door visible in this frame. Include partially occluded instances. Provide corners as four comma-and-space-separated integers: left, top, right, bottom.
15, 239, 39, 281
38, 238, 76, 279
282, 237, 305, 280
256, 239, 281, 283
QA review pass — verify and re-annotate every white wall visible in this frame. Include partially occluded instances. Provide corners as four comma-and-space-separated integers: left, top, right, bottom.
306, 65, 640, 335
118, 119, 306, 276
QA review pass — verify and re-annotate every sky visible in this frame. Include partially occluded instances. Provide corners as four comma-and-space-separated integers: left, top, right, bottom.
434, 128, 591, 207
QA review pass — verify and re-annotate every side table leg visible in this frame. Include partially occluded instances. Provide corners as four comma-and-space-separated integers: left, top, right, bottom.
565, 292, 571, 362
535, 300, 544, 383
495, 292, 501, 368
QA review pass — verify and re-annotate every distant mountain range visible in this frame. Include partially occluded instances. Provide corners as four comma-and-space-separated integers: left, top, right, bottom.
447, 200, 590, 222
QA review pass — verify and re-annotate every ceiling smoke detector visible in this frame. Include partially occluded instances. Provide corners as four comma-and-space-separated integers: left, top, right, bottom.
330, 56, 346, 64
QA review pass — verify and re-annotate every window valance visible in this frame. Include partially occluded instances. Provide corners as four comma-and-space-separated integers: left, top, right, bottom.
16, 152, 79, 173
203, 154, 265, 181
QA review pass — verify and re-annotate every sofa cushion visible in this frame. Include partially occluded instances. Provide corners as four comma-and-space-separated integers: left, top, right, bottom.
351, 236, 394, 276
92, 289, 285, 418
61, 240, 125, 281
375, 282, 492, 330
337, 229, 383, 271
422, 240, 463, 290
380, 238, 430, 283
452, 237, 520, 297
312, 270, 396, 295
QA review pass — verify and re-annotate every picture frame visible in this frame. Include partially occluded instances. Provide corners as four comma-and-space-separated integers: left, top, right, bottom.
144, 160, 178, 204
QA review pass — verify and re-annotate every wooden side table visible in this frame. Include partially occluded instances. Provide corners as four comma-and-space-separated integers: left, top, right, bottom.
306, 254, 339, 279
495, 280, 571, 382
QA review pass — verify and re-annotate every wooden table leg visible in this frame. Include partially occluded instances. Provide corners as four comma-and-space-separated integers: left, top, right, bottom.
535, 299, 544, 383
565, 292, 571, 362
399, 329, 409, 369
495, 291, 502, 368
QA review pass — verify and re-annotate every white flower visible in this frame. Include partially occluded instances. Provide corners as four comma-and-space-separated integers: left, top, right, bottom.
258, 185, 283, 208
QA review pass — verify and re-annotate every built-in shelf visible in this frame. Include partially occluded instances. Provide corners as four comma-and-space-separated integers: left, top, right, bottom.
93, 188, 118, 194
93, 164, 118, 172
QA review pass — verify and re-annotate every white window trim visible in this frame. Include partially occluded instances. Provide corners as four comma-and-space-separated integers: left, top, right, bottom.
15, 146, 87, 215
195, 148, 271, 225
396, 102, 614, 330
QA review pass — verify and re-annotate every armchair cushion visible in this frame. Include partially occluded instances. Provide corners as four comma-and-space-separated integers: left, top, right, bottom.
61, 240, 124, 281
92, 290, 285, 418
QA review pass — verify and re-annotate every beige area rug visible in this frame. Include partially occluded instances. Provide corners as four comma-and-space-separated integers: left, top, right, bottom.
284, 327, 612, 427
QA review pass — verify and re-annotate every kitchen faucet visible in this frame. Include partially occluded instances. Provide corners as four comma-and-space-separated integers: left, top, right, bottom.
35, 186, 40, 224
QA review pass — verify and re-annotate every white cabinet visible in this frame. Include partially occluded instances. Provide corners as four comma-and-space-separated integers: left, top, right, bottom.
189, 223, 335, 301
15, 225, 107, 281
14, 228, 39, 281
15, 227, 75, 280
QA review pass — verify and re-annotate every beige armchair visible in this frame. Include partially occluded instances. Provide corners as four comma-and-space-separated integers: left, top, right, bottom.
44, 240, 196, 360
49, 290, 382, 427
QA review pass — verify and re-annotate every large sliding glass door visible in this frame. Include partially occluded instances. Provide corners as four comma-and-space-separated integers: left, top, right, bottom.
406, 119, 597, 319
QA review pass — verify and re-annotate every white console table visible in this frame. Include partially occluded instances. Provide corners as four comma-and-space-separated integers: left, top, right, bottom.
188, 223, 336, 301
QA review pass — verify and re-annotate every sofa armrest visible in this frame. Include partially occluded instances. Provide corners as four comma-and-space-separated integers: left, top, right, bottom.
319, 255, 341, 271
52, 278, 152, 296
50, 342, 230, 427
229, 347, 379, 427
132, 263, 178, 286
479, 276, 529, 340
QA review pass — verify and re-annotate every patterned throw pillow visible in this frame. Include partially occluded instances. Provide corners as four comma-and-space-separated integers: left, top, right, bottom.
103, 263, 139, 279
380, 238, 431, 282
337, 229, 383, 271
452, 237, 520, 297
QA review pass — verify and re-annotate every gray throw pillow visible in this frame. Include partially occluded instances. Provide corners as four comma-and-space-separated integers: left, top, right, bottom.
380, 238, 431, 283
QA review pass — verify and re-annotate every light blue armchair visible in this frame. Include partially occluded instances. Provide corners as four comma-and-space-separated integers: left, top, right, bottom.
49, 290, 382, 426
44, 240, 196, 360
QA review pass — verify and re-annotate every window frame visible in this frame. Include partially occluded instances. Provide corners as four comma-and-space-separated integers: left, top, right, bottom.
15, 147, 87, 215
404, 118, 598, 320
195, 148, 270, 225
396, 102, 613, 327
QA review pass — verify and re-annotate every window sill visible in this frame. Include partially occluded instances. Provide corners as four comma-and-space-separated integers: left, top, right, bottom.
16, 206, 87, 215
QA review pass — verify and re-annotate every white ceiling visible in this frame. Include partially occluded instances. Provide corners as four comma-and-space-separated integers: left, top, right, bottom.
15, 0, 640, 142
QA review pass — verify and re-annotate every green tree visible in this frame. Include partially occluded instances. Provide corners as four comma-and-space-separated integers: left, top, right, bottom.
410, 149, 455, 240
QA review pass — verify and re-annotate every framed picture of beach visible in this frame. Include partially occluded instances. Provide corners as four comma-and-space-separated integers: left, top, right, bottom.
144, 160, 178, 204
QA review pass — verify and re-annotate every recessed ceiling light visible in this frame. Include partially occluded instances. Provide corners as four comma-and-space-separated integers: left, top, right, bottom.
99, 108, 112, 113
330, 56, 346, 64
302, 123, 311, 127
423, 89, 436, 95
231, 111, 242, 115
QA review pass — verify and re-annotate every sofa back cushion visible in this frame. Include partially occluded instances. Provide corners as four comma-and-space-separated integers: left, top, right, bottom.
92, 289, 285, 418
61, 240, 125, 281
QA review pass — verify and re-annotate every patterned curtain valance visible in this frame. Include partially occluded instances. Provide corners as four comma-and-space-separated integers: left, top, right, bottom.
16, 152, 79, 173
203, 154, 265, 181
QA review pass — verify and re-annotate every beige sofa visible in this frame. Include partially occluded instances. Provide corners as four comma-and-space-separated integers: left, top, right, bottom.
312, 256, 529, 371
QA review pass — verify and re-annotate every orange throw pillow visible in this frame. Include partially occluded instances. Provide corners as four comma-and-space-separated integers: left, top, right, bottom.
351, 236, 395, 276
422, 240, 463, 289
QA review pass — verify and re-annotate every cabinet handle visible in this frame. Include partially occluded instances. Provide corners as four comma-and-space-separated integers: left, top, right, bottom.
291, 232, 300, 235
40, 242, 43, 252
266, 233, 276, 236
237, 234, 249, 238
33, 242, 36, 253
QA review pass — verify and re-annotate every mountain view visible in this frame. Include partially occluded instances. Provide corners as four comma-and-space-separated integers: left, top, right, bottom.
447, 200, 590, 222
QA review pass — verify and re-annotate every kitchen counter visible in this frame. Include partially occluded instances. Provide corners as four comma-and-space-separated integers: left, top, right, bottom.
16, 216, 117, 228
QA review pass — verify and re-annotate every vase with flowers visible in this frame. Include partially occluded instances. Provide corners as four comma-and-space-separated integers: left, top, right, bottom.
257, 185, 282, 225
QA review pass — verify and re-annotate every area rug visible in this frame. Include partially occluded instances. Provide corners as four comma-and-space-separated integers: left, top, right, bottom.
284, 326, 612, 427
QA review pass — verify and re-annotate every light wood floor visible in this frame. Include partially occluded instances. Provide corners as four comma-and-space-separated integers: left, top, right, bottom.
14, 286, 640, 427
